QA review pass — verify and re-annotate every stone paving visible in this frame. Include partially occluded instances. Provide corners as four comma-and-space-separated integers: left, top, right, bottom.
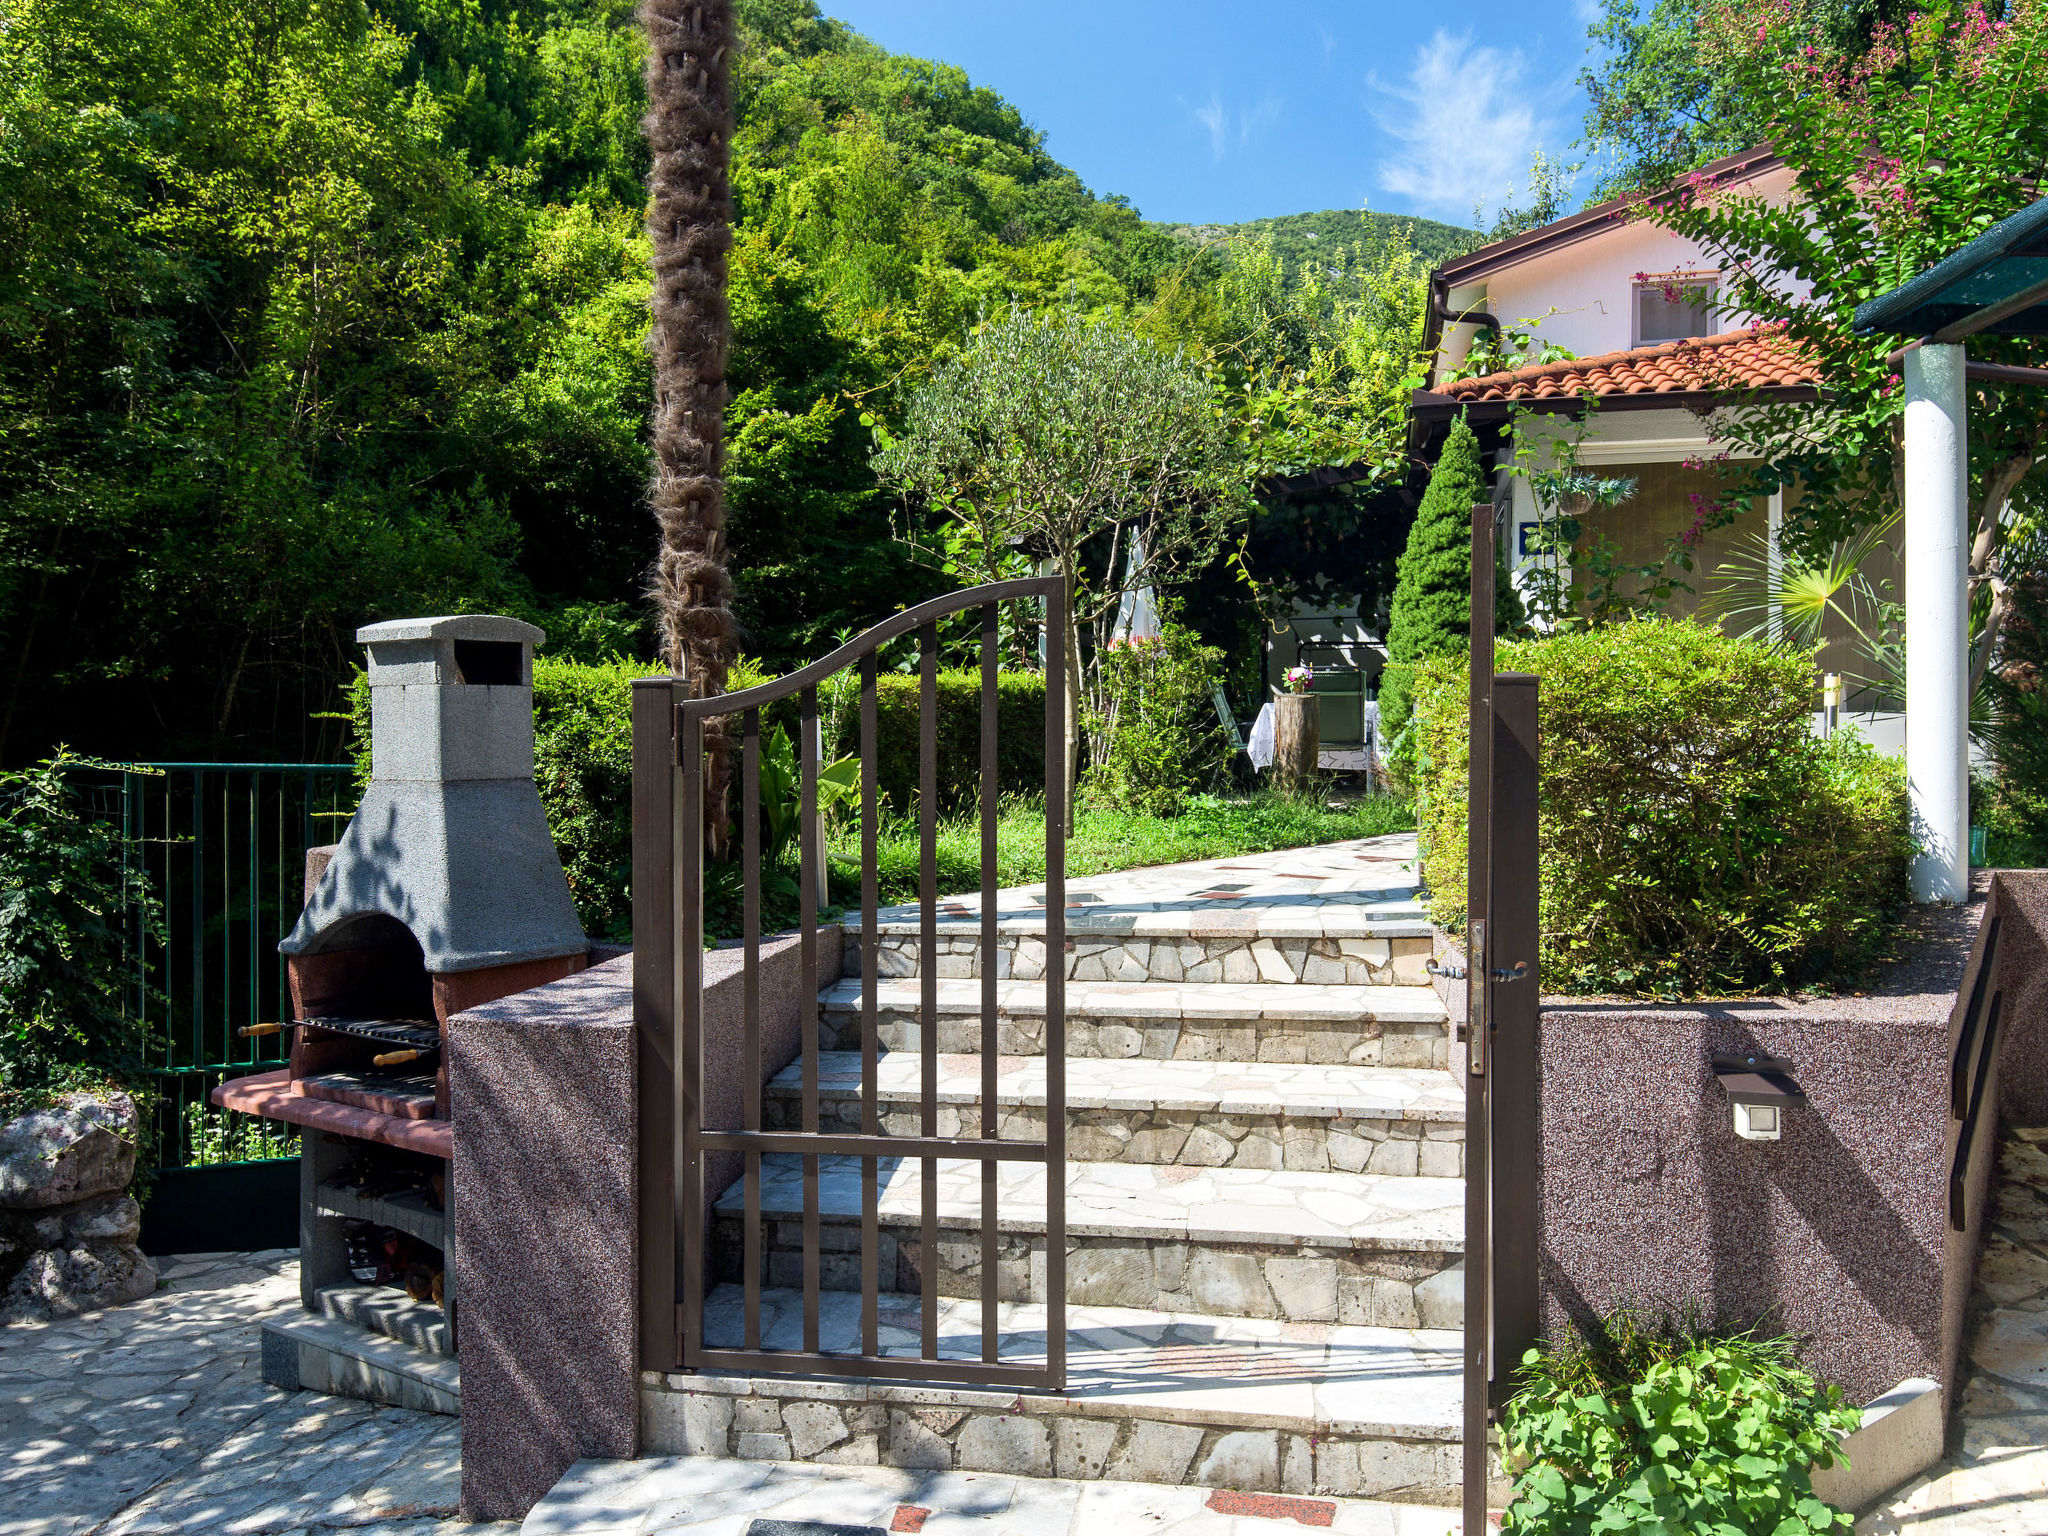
522, 1457, 1469, 1534
0, 1250, 505, 1536
1862, 1126, 2048, 1534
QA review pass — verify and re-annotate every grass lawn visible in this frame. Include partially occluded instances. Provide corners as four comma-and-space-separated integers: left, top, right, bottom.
825, 789, 1415, 908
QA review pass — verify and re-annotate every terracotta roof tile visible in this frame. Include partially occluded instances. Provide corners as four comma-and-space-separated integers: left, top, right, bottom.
1439, 328, 1820, 404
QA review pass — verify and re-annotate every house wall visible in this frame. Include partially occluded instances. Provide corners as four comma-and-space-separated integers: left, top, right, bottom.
1437, 166, 1806, 379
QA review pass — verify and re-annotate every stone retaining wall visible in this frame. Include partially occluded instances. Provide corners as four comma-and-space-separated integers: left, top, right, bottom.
714, 1221, 1461, 1329
778, 1097, 1465, 1175
823, 1008, 1449, 1069
1534, 876, 2040, 1407
866, 932, 1433, 986
638, 1371, 1464, 1503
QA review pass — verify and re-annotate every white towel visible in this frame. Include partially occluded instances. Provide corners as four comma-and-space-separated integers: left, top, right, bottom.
1247, 702, 1276, 770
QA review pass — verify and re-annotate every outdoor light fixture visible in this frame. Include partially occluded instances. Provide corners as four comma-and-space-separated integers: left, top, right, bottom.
1712, 1053, 1807, 1142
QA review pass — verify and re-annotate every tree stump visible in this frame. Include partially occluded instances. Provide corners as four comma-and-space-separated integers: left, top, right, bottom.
1273, 693, 1320, 788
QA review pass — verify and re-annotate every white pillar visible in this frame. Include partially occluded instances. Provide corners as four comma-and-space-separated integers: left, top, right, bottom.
1904, 343, 1970, 903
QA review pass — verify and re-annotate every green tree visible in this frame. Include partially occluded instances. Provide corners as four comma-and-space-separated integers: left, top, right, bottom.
1643, 0, 2048, 685
1578, 0, 1913, 198
874, 309, 1247, 819
1378, 417, 1514, 755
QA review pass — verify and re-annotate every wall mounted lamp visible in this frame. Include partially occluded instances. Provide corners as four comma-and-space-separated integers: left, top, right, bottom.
1712, 1053, 1807, 1141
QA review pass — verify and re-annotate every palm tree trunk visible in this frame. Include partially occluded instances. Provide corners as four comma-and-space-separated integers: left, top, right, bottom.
642, 0, 736, 853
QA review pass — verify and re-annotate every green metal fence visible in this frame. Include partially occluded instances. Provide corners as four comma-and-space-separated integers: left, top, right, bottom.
77, 763, 359, 1173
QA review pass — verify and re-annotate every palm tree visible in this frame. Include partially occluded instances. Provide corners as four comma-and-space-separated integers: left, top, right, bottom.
641, 0, 735, 848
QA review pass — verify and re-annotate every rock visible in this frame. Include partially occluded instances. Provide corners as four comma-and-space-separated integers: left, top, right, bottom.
0, 1094, 140, 1210
1197, 1429, 1280, 1491
2, 1238, 155, 1323
783, 1400, 850, 1458
955, 1414, 1051, 1476
1414, 1263, 1464, 1330
1053, 1418, 1117, 1479
1107, 1420, 1203, 1484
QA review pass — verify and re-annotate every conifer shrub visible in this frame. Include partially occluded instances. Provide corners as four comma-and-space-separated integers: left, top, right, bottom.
1415, 619, 1911, 996
1379, 415, 1520, 771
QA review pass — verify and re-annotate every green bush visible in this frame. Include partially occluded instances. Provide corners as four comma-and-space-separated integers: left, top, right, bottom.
1503, 1314, 1860, 1535
1081, 624, 1227, 817
0, 754, 160, 1111
1415, 619, 1912, 996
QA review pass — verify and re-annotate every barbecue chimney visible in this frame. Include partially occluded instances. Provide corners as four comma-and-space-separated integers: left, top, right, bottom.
280, 615, 587, 1021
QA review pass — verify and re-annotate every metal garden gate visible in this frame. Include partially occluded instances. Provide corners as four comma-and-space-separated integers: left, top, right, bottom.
634, 577, 1069, 1387
1460, 504, 1541, 1525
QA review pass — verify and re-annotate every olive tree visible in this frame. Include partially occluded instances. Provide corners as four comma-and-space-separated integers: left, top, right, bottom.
875, 309, 1246, 819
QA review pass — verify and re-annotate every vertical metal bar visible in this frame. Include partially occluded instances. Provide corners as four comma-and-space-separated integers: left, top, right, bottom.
800, 686, 822, 1355
247, 775, 259, 1057
1490, 674, 1541, 1396
1043, 577, 1067, 1386
678, 709, 706, 1369
1464, 505, 1496, 1531
919, 620, 940, 1362
631, 678, 680, 1372
221, 771, 230, 1070
190, 770, 204, 1076
979, 603, 1000, 1362
860, 656, 881, 1358
742, 708, 762, 1351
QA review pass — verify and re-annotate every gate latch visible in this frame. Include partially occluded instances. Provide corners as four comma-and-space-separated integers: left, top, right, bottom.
1425, 959, 1466, 981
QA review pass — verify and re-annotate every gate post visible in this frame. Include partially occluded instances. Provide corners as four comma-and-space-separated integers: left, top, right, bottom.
1489, 674, 1540, 1401
1464, 506, 1495, 1530
632, 676, 680, 1371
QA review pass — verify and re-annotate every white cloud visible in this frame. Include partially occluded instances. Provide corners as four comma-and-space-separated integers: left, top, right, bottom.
1189, 92, 1284, 164
1572, 0, 1604, 22
1368, 31, 1559, 221
1316, 23, 1337, 59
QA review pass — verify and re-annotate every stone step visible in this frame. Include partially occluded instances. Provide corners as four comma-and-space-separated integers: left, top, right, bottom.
638, 1287, 1473, 1503
316, 1283, 452, 1357
859, 925, 1434, 987
817, 977, 1451, 1069
260, 1308, 460, 1416
528, 1456, 1475, 1534
712, 1156, 1463, 1326
763, 1053, 1465, 1176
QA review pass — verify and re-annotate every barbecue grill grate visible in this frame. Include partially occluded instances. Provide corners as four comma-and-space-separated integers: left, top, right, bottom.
301, 1018, 443, 1053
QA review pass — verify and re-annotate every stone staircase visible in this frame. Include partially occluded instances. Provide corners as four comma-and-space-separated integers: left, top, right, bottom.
641, 833, 1474, 1504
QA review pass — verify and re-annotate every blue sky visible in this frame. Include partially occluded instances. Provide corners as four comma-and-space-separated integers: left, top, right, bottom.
818, 2, 1609, 229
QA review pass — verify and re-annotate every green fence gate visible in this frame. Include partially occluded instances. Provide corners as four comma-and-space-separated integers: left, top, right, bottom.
76, 763, 358, 1252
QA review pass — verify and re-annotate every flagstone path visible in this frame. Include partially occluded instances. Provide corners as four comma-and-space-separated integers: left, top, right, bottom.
0, 1250, 505, 1536
1861, 1126, 2048, 1535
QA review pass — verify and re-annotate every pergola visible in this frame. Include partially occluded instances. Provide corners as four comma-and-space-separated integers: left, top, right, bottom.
1854, 197, 2048, 903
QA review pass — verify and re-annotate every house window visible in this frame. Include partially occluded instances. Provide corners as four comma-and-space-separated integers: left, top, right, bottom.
1634, 274, 1718, 345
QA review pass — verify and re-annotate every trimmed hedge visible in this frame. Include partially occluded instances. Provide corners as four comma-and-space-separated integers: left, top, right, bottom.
852, 670, 1047, 815
348, 658, 1047, 940
1415, 619, 1912, 996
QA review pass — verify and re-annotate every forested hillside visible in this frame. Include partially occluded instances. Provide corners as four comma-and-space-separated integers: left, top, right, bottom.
0, 0, 1433, 762
1163, 209, 1474, 285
